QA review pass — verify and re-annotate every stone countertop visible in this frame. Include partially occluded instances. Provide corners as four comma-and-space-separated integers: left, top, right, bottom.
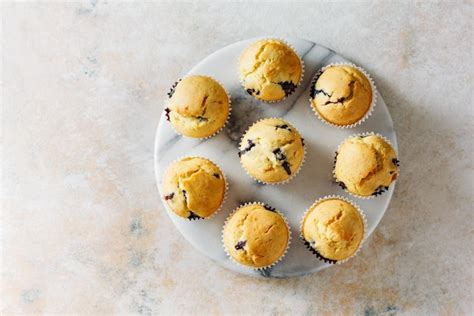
2, 1, 472, 315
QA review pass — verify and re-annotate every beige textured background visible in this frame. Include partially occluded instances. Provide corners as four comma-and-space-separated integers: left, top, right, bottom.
1, 1, 473, 315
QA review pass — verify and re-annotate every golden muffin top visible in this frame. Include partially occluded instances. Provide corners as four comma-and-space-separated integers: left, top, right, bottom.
223, 203, 289, 268
302, 198, 364, 261
310, 65, 372, 126
166, 76, 230, 138
335, 135, 398, 197
162, 157, 226, 219
239, 118, 305, 183
239, 39, 302, 102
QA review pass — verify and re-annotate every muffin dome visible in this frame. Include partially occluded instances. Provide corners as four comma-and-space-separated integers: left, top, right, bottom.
310, 65, 372, 126
239, 39, 302, 102
223, 203, 289, 268
239, 118, 304, 184
302, 198, 364, 262
162, 157, 226, 219
335, 134, 398, 197
165, 76, 230, 138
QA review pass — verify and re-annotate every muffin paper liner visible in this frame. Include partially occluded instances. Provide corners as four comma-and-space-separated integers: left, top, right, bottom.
238, 117, 306, 185
161, 156, 229, 221
164, 76, 232, 140
332, 132, 400, 200
221, 201, 292, 271
238, 38, 305, 104
299, 195, 367, 265
308, 62, 377, 128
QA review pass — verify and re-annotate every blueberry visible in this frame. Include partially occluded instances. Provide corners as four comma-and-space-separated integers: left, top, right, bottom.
235, 240, 247, 250
164, 108, 171, 121
277, 81, 297, 97
187, 211, 202, 220
273, 148, 285, 161
167, 80, 180, 98
263, 204, 276, 212
337, 181, 347, 190
238, 139, 256, 157
392, 158, 400, 167
282, 161, 291, 175
372, 185, 389, 196
303, 239, 337, 264
273, 148, 292, 175
275, 124, 292, 131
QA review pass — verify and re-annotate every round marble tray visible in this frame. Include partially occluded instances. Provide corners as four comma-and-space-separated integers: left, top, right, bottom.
154, 37, 397, 278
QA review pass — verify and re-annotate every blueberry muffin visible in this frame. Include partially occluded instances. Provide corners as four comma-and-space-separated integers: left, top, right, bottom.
162, 157, 226, 219
334, 134, 399, 197
310, 65, 373, 126
301, 198, 364, 263
239, 39, 302, 102
223, 203, 289, 268
165, 76, 230, 138
239, 118, 304, 184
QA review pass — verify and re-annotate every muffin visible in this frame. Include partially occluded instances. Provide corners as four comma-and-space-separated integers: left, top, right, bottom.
238, 118, 305, 184
239, 39, 302, 102
334, 134, 399, 197
165, 76, 230, 138
162, 157, 226, 219
301, 197, 365, 263
223, 203, 289, 268
310, 64, 373, 126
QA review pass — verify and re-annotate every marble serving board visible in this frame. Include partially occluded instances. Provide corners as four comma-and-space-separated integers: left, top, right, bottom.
154, 37, 397, 278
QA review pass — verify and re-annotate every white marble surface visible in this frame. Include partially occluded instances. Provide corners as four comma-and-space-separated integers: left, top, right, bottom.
155, 37, 397, 277
2, 1, 473, 314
